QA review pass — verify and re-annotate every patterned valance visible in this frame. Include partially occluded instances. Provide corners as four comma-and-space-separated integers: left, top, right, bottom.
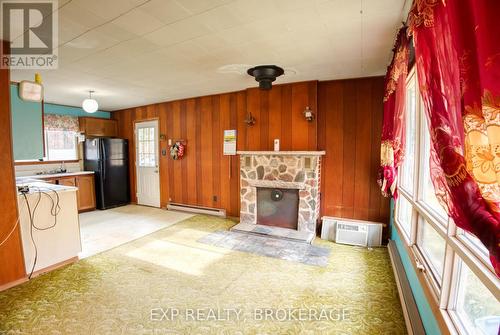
44, 114, 79, 132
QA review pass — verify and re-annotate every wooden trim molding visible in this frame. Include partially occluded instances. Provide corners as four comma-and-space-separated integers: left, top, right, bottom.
0, 276, 28, 292
14, 159, 79, 166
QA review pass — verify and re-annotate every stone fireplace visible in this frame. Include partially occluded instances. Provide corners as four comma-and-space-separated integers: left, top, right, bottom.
232, 151, 325, 243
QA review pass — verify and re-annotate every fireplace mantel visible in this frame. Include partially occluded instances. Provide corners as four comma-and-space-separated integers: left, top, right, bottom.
248, 179, 306, 190
237, 151, 325, 156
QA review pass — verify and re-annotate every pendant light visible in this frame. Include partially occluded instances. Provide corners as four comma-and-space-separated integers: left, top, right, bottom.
82, 90, 98, 113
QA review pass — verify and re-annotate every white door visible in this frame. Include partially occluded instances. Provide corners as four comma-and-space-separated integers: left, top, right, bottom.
135, 120, 160, 207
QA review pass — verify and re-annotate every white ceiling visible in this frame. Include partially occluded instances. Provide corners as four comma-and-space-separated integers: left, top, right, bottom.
10, 0, 407, 111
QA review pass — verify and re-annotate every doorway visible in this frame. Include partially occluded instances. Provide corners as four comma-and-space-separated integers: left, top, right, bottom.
135, 120, 160, 207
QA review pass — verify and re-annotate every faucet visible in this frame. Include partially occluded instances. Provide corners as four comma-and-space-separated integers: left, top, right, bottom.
60, 161, 67, 173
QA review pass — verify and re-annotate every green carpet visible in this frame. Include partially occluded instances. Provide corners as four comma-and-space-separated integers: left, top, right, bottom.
0, 215, 406, 334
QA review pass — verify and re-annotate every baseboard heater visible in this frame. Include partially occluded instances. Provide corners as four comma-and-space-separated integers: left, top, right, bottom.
387, 240, 426, 335
166, 203, 226, 218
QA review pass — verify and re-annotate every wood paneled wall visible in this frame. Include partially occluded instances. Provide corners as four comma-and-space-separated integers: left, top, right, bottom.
244, 81, 317, 151
0, 40, 26, 289
113, 81, 317, 217
318, 77, 389, 223
113, 78, 389, 223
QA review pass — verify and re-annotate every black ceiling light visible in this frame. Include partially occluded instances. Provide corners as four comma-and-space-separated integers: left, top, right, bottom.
247, 65, 284, 90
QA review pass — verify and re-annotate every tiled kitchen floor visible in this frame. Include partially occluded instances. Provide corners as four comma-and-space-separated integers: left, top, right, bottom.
78, 204, 193, 258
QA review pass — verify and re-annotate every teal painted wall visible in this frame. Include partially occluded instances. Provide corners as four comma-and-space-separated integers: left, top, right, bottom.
10, 84, 110, 160
11, 84, 44, 160
390, 199, 442, 335
44, 102, 110, 119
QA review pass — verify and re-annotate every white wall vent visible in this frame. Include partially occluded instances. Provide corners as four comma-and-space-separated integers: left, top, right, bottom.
321, 216, 383, 247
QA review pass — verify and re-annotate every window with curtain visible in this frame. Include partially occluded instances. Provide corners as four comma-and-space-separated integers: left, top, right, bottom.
394, 67, 499, 335
44, 114, 79, 161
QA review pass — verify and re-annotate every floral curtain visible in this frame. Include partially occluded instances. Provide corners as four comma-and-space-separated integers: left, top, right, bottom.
44, 114, 79, 132
408, 0, 500, 275
378, 27, 410, 198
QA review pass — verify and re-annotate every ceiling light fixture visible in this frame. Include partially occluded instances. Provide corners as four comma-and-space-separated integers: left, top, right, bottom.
82, 90, 98, 113
247, 65, 284, 90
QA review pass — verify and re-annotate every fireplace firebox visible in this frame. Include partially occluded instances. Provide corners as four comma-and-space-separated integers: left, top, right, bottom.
257, 188, 299, 230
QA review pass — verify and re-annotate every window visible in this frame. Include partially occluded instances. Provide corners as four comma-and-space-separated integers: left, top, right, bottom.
453, 261, 500, 335
137, 126, 156, 167
416, 218, 446, 282
396, 194, 413, 238
400, 74, 417, 193
393, 67, 499, 335
44, 114, 79, 161
420, 117, 448, 221
457, 229, 490, 264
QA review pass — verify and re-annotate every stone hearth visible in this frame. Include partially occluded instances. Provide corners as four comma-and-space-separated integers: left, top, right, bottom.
234, 151, 325, 242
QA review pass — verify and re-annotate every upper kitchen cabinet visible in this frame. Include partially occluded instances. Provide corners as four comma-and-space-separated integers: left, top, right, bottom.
79, 117, 118, 137
10, 84, 44, 160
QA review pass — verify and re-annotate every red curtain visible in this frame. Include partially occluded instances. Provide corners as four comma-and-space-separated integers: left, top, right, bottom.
408, 0, 500, 275
378, 27, 410, 198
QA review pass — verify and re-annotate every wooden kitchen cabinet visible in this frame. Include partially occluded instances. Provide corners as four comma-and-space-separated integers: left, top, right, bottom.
75, 175, 96, 212
48, 175, 96, 212
79, 117, 118, 137
58, 177, 76, 187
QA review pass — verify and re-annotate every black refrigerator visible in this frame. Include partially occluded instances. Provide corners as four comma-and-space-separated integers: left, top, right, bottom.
84, 138, 130, 209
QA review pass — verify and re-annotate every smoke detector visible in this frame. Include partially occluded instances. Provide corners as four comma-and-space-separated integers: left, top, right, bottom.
247, 65, 284, 90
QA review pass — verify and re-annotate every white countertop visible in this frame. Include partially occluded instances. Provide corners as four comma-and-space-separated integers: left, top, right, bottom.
17, 171, 94, 180
237, 151, 326, 156
16, 181, 78, 195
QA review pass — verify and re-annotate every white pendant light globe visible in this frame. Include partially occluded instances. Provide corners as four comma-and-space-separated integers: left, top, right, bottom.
82, 90, 98, 113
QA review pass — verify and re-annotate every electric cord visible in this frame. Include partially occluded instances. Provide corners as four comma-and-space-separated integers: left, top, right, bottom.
22, 192, 40, 279
30, 186, 61, 231
0, 216, 20, 248
21, 185, 61, 279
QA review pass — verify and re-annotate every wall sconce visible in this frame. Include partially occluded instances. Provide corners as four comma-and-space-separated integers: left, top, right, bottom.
303, 106, 315, 122
244, 112, 256, 126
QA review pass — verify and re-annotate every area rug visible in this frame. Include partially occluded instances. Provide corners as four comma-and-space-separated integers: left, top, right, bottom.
198, 230, 330, 266
0, 215, 406, 334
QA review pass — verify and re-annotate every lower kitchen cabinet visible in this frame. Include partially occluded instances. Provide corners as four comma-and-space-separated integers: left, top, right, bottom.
75, 175, 96, 212
47, 174, 96, 212
58, 177, 76, 187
